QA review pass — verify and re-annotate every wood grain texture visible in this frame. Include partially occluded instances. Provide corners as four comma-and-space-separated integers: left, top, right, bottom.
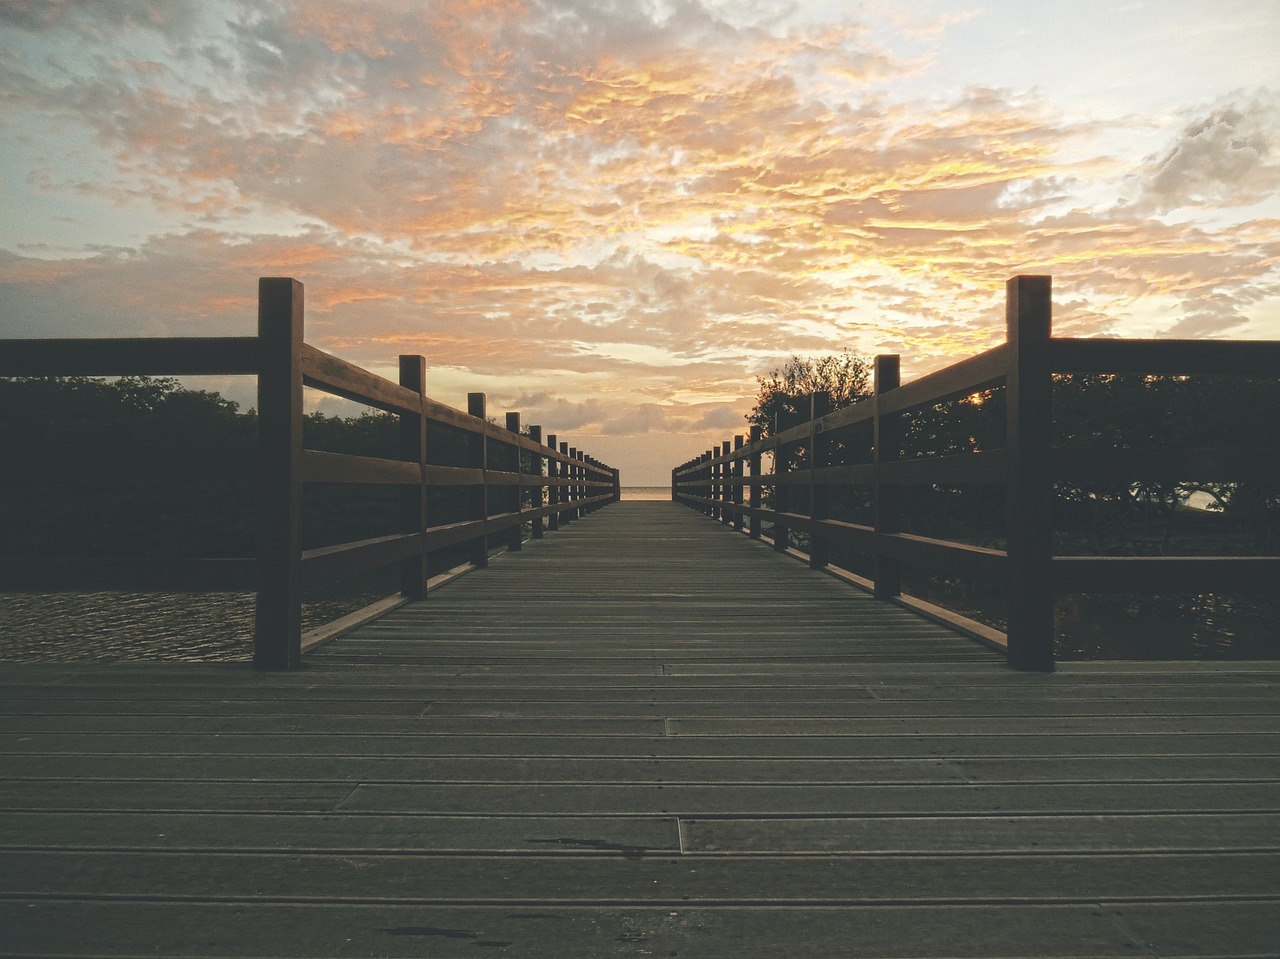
2, 502, 1277, 958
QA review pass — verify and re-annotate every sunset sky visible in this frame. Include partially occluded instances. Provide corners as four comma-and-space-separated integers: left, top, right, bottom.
2, 0, 1277, 484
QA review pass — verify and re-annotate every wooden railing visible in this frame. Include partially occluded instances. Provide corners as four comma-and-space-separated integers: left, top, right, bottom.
0, 277, 619, 669
672, 275, 1280, 671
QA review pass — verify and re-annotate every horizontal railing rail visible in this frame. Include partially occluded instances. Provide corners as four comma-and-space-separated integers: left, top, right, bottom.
0, 277, 620, 669
672, 275, 1278, 671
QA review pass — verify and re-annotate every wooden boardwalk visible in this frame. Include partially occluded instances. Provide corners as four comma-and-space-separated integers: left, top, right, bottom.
2, 501, 1278, 957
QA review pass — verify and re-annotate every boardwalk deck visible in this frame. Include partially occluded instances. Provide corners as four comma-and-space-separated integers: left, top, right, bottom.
2, 501, 1278, 958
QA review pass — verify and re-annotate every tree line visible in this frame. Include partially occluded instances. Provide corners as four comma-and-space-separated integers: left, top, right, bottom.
0, 376, 527, 576
747, 352, 1279, 557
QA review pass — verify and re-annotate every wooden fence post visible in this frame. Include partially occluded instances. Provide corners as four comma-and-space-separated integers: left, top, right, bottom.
529, 426, 545, 539
733, 434, 745, 531
505, 412, 523, 551
399, 354, 428, 600
546, 434, 560, 531
720, 440, 732, 525
712, 449, 722, 520
254, 277, 304, 670
569, 447, 580, 520
613, 466, 621, 503
748, 425, 762, 538
468, 392, 489, 568
1006, 275, 1055, 671
874, 355, 901, 600
809, 391, 831, 569
704, 450, 714, 516
560, 442, 573, 524
772, 415, 789, 552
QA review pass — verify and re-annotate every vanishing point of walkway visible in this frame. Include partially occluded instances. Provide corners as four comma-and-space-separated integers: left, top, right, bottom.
2, 502, 1278, 957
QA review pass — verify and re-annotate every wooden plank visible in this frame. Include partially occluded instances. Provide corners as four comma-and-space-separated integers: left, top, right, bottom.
299, 344, 422, 415
4, 501, 1278, 959
6, 730, 1275, 759
0, 336, 261, 376
421, 396, 484, 434
877, 344, 1008, 416
4, 850, 1276, 903
879, 449, 1006, 485
424, 464, 486, 486
1052, 337, 1280, 374
683, 814, 1280, 854
7, 751, 1268, 780
300, 533, 421, 585
877, 532, 1007, 583
0, 811, 679, 853
1, 901, 1196, 959
423, 518, 487, 551
301, 449, 421, 485
483, 469, 523, 487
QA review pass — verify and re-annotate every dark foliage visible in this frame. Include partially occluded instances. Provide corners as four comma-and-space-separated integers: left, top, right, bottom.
0, 377, 508, 574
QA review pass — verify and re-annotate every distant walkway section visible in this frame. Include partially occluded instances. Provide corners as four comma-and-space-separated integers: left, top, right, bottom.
2, 502, 1278, 958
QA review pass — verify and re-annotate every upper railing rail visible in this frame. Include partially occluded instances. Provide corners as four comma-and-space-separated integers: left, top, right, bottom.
671, 275, 1280, 671
0, 277, 620, 668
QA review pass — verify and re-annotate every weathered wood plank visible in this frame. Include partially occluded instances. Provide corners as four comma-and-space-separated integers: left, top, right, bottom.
4, 901, 1276, 958
683, 813, 1280, 854
5, 849, 1276, 903
2, 502, 1278, 959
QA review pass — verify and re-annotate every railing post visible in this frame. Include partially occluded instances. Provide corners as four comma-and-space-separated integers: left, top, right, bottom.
569, 447, 580, 520
703, 450, 713, 516
504, 412, 523, 552
1006, 275, 1055, 671
399, 354, 428, 600
529, 426, 545, 539
748, 425, 762, 539
874, 355, 901, 600
733, 434, 745, 531
809, 392, 832, 569
546, 434, 560, 531
468, 392, 489, 568
710, 449, 720, 520
254, 277, 303, 670
772, 415, 789, 552
720, 440, 732, 525
613, 466, 621, 503
560, 442, 573, 524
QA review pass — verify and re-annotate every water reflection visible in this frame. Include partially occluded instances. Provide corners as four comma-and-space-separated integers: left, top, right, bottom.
0, 581, 398, 663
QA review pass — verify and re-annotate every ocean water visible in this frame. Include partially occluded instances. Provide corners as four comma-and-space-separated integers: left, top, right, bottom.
621, 486, 671, 501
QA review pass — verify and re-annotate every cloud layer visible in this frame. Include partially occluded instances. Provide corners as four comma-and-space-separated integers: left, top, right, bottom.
2, 0, 1278, 482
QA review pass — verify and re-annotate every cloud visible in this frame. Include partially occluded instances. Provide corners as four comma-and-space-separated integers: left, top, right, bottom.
1125, 91, 1280, 213
694, 404, 747, 430
2, 2, 1279, 484
0, 0, 206, 39
602, 402, 667, 435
